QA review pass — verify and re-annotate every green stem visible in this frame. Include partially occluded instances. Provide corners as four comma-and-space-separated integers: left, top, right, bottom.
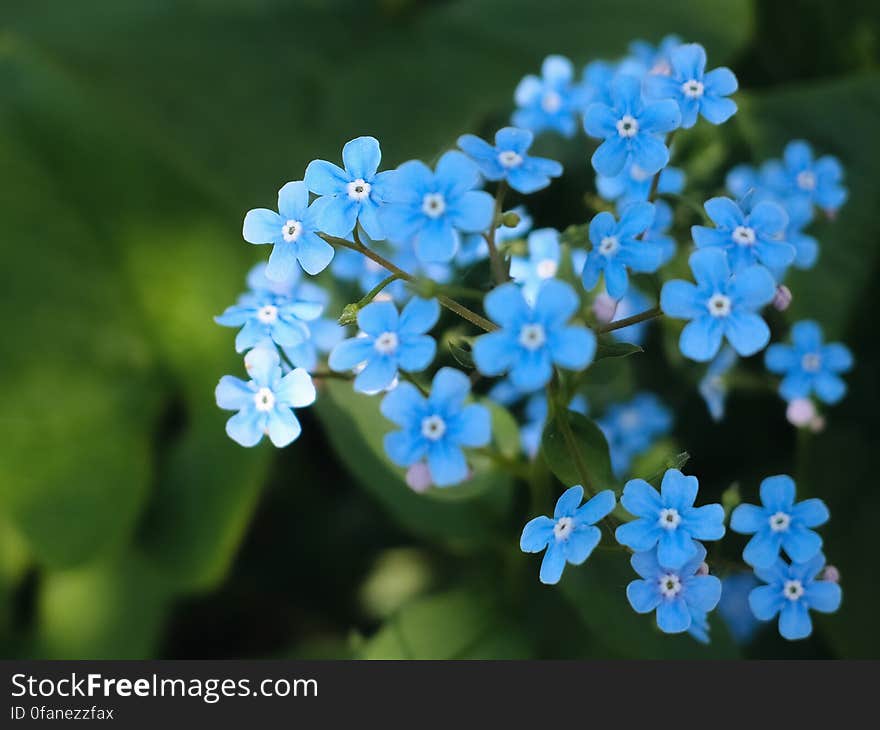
549, 377, 594, 494
597, 306, 662, 333
357, 273, 399, 307
484, 181, 510, 284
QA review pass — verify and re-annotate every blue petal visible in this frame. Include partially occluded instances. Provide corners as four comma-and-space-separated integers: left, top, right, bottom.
589, 211, 617, 243
225, 409, 264, 447
311, 195, 358, 238
604, 258, 630, 299
520, 515, 554, 552
689, 247, 731, 290
782, 525, 823, 563
616, 518, 662, 552
637, 99, 681, 135
535, 279, 579, 325
621, 479, 662, 516
507, 166, 553, 194
760, 474, 796, 511
617, 201, 655, 237
472, 330, 518, 376
358, 300, 399, 336
549, 326, 595, 371
661, 280, 704, 319
691, 225, 732, 250
779, 600, 812, 640
427, 439, 469, 487
295, 233, 335, 275
555, 485, 585, 518
730, 504, 766, 534
428, 367, 471, 413
814, 372, 847, 404
244, 347, 281, 386
703, 66, 738, 96
342, 136, 381, 180
671, 43, 706, 80
748, 584, 784, 621
495, 126, 534, 153
329, 336, 375, 372
627, 579, 661, 613
450, 190, 494, 232
658, 528, 698, 569
682, 504, 725, 540
657, 598, 691, 633
565, 526, 602, 564
277, 181, 309, 220
243, 208, 283, 245
397, 335, 436, 372
685, 575, 722, 613
629, 133, 669, 176
539, 540, 567, 585
399, 296, 440, 336
435, 150, 481, 199
791, 320, 823, 350
681, 316, 724, 362
724, 311, 770, 357
700, 95, 737, 125
304, 159, 349, 196
448, 403, 491, 448
509, 347, 554, 391
792, 498, 830, 528
591, 136, 629, 177
380, 382, 425, 427
583, 103, 619, 138
384, 429, 427, 466
821, 343, 853, 372
661, 469, 698, 509
765, 344, 797, 373
353, 356, 398, 393
266, 407, 302, 447
215, 376, 253, 411
275, 368, 316, 408
805, 581, 841, 613
779, 372, 813, 401
749, 200, 788, 234
484, 282, 530, 327
576, 489, 616, 524
415, 217, 457, 263
630, 548, 661, 579
743, 529, 783, 568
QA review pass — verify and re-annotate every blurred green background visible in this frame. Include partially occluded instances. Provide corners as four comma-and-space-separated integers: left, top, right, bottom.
0, 0, 878, 659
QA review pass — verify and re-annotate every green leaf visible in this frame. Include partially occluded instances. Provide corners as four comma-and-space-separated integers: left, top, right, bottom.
594, 339, 644, 361
448, 340, 475, 369
487, 401, 520, 460
541, 410, 616, 491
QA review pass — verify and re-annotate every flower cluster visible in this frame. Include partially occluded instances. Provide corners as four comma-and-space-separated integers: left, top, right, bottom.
215, 35, 847, 648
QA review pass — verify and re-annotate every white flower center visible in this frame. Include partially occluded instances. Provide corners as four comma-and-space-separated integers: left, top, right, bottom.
257, 304, 278, 324
769, 511, 791, 533
422, 193, 446, 219
498, 150, 523, 168
599, 235, 620, 256
282, 219, 303, 243
374, 331, 399, 354
630, 164, 651, 182
658, 508, 681, 530
541, 91, 562, 113
518, 323, 546, 351
553, 516, 575, 540
536, 258, 558, 279
347, 178, 372, 201
801, 353, 822, 372
707, 293, 732, 318
796, 170, 816, 191
783, 579, 804, 601
616, 114, 639, 138
682, 79, 704, 98
421, 415, 447, 441
732, 226, 756, 246
253, 387, 276, 412
659, 573, 683, 598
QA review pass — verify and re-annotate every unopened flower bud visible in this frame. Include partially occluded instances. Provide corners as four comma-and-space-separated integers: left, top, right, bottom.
501, 210, 521, 228
592, 293, 618, 324
405, 462, 433, 493
786, 398, 816, 427
809, 414, 826, 433
822, 565, 840, 583
338, 303, 360, 326
696, 562, 710, 576
772, 284, 792, 311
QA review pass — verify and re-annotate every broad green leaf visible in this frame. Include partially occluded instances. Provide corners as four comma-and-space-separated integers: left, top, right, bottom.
541, 410, 616, 492
594, 339, 644, 361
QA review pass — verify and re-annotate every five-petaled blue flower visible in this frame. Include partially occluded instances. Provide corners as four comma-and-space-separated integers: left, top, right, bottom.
584, 74, 681, 178
304, 136, 394, 240
581, 201, 663, 299
598, 393, 672, 477
763, 140, 847, 215
597, 164, 685, 207
380, 151, 494, 263
645, 43, 738, 129
216, 347, 316, 447
748, 552, 841, 640
661, 248, 776, 361
616, 469, 725, 569
458, 127, 563, 194
473, 280, 596, 392
626, 541, 722, 634
698, 345, 738, 422
512, 55, 579, 137
215, 290, 323, 354
328, 297, 439, 394
509, 227, 567, 303
380, 367, 490, 487
520, 486, 616, 584
692, 196, 795, 274
731, 474, 829, 568
242, 181, 335, 280
765, 320, 853, 404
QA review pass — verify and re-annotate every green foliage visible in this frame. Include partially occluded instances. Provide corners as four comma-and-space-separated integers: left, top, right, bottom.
541, 410, 617, 492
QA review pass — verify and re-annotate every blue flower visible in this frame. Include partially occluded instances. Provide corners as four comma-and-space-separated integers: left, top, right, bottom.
509, 228, 566, 303
698, 345, 738, 421
520, 486, 616, 584
284, 317, 345, 373
512, 55, 580, 137
608, 287, 653, 345
581, 201, 663, 299
380, 367, 491, 487
763, 140, 847, 215
718, 572, 761, 644
626, 542, 722, 634
215, 289, 323, 354
692, 196, 794, 274
645, 43, 738, 129
626, 35, 683, 76
304, 136, 395, 240
215, 347, 316, 447
616, 469, 725, 568
457, 206, 533, 267
661, 248, 776, 361
784, 197, 819, 270
458, 127, 563, 194
379, 151, 494, 263
598, 393, 672, 477
584, 74, 680, 177
575, 60, 616, 111
642, 199, 677, 266
520, 393, 588, 459
597, 164, 685, 206
748, 553, 842, 640
765, 320, 853, 404
731, 474, 829, 568
473, 280, 596, 392
329, 297, 439, 393
242, 181, 335, 279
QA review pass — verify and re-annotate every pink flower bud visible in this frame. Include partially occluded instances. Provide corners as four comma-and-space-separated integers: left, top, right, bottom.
772, 284, 792, 311
696, 562, 710, 576
405, 462, 433, 493
786, 398, 816, 427
823, 565, 840, 583
592, 293, 618, 324
809, 414, 826, 433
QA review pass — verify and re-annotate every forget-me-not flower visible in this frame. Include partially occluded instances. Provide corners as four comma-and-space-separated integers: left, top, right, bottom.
763, 140, 847, 215
380, 151, 494, 263
380, 367, 490, 487
509, 228, 566, 303
626, 541, 722, 634
329, 297, 439, 393
473, 280, 596, 392
512, 55, 580, 137
520, 486, 616, 584
765, 320, 853, 404
457, 127, 563, 194
215, 290, 323, 354
598, 393, 672, 477
584, 74, 681, 178
626, 35, 683, 76
242, 181, 335, 280
661, 248, 776, 361
698, 345, 738, 422
731, 474, 829, 568
596, 164, 685, 206
304, 136, 395, 240
581, 201, 664, 299
616, 469, 725, 568
748, 552, 842, 640
645, 43, 738, 128
216, 347, 316, 447
692, 196, 794, 274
